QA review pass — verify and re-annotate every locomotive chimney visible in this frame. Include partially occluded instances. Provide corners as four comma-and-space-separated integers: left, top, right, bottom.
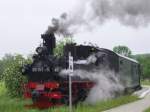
41, 33, 56, 55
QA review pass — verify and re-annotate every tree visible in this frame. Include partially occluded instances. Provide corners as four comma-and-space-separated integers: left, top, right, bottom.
113, 45, 132, 57
134, 54, 150, 79
3, 54, 31, 97
54, 37, 74, 57
0, 54, 14, 80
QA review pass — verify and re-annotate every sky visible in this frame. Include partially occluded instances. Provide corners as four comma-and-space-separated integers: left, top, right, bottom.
0, 0, 150, 58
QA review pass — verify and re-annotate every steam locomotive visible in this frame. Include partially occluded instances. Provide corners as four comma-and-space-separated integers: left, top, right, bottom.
22, 33, 141, 108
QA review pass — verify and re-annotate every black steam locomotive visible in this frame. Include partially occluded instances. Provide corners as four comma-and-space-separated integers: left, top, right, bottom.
22, 33, 141, 108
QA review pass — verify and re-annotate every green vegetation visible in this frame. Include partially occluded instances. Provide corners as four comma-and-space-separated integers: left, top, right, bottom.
113, 45, 132, 57
2, 54, 31, 97
54, 37, 74, 57
144, 107, 150, 112
133, 54, 150, 79
0, 54, 32, 97
0, 82, 38, 112
0, 82, 139, 112
0, 54, 11, 80
51, 95, 139, 112
141, 79, 150, 86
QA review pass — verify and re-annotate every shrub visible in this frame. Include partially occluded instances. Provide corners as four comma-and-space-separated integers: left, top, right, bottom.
54, 37, 74, 57
134, 54, 150, 79
3, 55, 31, 97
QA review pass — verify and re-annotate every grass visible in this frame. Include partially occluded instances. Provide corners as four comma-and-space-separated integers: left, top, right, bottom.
0, 82, 36, 112
141, 79, 150, 86
0, 82, 139, 112
50, 95, 139, 112
144, 107, 150, 112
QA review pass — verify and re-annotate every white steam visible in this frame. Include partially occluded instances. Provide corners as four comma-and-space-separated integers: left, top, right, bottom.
60, 68, 124, 104
60, 53, 124, 104
46, 0, 150, 36
84, 70, 123, 104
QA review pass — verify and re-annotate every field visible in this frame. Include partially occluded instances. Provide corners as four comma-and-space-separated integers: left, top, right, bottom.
0, 82, 139, 112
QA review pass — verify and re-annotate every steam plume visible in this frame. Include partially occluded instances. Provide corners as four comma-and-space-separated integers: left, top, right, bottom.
60, 68, 123, 104
60, 54, 124, 104
46, 0, 150, 36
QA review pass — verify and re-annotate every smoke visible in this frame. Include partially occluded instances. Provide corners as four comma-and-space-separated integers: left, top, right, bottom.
46, 0, 150, 36
60, 54, 124, 104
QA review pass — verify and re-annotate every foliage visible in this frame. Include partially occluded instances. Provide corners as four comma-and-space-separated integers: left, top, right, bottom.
113, 45, 132, 57
0, 54, 14, 80
0, 60, 4, 80
0, 82, 6, 96
133, 54, 150, 79
54, 37, 74, 57
0, 82, 32, 112
2, 54, 31, 97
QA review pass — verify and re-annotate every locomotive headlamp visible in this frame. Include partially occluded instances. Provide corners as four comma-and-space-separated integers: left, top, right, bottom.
36, 47, 43, 54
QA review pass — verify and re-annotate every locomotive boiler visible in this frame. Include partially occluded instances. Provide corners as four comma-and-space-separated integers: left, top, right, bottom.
22, 33, 141, 108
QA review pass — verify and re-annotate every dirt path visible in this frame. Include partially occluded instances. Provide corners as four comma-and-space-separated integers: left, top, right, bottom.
104, 86, 150, 112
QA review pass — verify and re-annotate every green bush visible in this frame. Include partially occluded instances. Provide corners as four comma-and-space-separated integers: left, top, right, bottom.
0, 54, 14, 80
3, 55, 31, 97
54, 37, 74, 57
134, 54, 150, 79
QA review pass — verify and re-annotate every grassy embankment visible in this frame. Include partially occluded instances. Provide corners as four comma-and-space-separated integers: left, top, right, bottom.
0, 82, 139, 112
141, 80, 150, 86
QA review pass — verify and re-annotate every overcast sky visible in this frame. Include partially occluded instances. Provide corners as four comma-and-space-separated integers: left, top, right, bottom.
0, 0, 150, 58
